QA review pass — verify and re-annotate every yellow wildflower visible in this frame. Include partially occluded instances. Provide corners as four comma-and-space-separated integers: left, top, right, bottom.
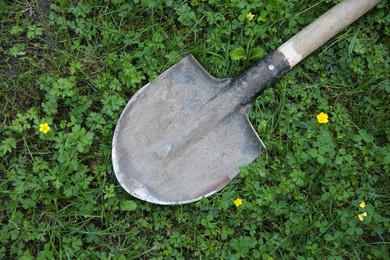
234, 198, 243, 207
357, 212, 367, 221
316, 112, 329, 124
247, 12, 255, 21
39, 123, 51, 134
359, 200, 366, 208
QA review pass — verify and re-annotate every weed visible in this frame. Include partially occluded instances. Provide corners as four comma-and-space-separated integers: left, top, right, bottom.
0, 0, 389, 259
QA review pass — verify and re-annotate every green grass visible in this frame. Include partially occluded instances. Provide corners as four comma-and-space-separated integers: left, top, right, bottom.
1, 0, 389, 259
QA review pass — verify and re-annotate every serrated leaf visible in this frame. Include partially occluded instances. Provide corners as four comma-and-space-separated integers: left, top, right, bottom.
0, 137, 17, 155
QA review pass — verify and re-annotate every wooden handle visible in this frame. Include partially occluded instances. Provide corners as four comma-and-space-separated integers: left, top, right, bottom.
278, 0, 381, 68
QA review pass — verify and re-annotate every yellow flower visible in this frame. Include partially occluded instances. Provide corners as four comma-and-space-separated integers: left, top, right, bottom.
359, 200, 366, 208
234, 198, 243, 207
247, 12, 255, 21
316, 112, 329, 124
39, 123, 51, 134
357, 212, 367, 221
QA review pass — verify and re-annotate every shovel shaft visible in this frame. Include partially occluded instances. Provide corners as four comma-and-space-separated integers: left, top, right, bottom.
278, 0, 381, 68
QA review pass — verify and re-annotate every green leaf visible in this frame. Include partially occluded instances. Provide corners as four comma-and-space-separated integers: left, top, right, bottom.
0, 137, 17, 155
27, 25, 43, 39
308, 148, 318, 158
355, 227, 363, 235
120, 200, 137, 211
10, 25, 24, 35
358, 129, 374, 143
51, 77, 77, 98
70, 125, 94, 153
230, 47, 246, 61
8, 43, 26, 57
317, 155, 326, 164
101, 92, 126, 116
353, 134, 362, 142
335, 156, 343, 164
365, 204, 375, 215
348, 30, 359, 56
257, 120, 267, 134
324, 234, 333, 242
176, 4, 195, 26
346, 227, 354, 236
249, 47, 266, 60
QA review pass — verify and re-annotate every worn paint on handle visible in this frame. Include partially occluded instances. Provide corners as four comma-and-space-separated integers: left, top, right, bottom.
278, 0, 381, 68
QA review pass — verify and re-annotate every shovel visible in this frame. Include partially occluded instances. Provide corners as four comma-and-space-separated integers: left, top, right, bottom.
112, 0, 381, 205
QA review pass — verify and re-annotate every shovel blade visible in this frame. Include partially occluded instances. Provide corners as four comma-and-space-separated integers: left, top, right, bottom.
112, 55, 264, 205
